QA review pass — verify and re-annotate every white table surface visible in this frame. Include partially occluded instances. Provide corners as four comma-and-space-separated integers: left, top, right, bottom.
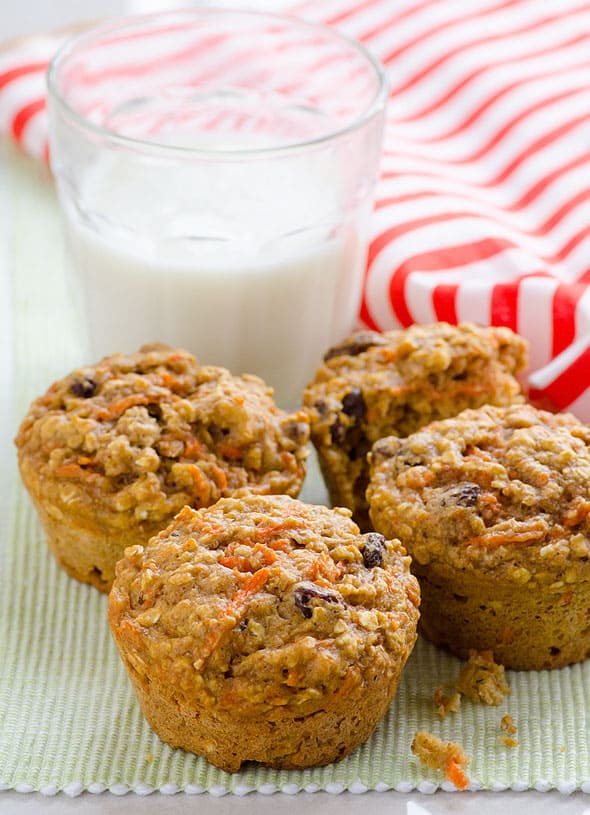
2, 1, 590, 812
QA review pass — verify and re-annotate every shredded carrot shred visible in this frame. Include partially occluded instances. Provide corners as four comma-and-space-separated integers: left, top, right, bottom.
219, 444, 243, 460
446, 758, 469, 790
232, 567, 270, 603
265, 538, 292, 552
218, 555, 253, 572
218, 541, 279, 573
159, 372, 178, 390
378, 349, 400, 364
403, 469, 436, 489
285, 668, 304, 687
253, 522, 291, 542
55, 462, 85, 479
253, 543, 279, 565
96, 394, 151, 420
210, 465, 227, 491
183, 438, 205, 458
564, 501, 590, 527
464, 444, 498, 460
468, 528, 546, 547
307, 552, 342, 583
280, 452, 294, 468
199, 568, 271, 663
189, 465, 211, 503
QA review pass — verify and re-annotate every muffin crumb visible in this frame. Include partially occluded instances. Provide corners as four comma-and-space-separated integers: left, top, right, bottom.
456, 650, 510, 706
500, 714, 517, 735
411, 731, 470, 790
499, 736, 519, 748
433, 687, 461, 719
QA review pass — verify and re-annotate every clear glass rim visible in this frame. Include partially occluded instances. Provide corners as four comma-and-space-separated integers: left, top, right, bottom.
46, 7, 389, 159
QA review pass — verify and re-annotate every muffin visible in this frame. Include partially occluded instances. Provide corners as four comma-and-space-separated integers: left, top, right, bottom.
303, 322, 527, 530
108, 494, 420, 771
367, 403, 590, 670
15, 344, 309, 592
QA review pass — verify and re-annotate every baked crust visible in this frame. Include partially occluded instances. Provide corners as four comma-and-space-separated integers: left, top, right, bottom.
15, 344, 309, 591
303, 322, 527, 529
108, 494, 420, 771
368, 404, 590, 669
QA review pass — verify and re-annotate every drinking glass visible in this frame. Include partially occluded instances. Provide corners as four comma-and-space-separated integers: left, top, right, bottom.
48, 9, 387, 407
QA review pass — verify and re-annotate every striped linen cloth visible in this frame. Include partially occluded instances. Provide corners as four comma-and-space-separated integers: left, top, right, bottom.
1, 0, 590, 417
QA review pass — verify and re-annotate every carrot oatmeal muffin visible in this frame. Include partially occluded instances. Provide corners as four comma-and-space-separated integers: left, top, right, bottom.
368, 403, 590, 670
108, 494, 420, 771
303, 322, 527, 529
15, 345, 309, 592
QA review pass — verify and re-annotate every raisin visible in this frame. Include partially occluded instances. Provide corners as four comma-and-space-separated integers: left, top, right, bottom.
398, 453, 424, 467
283, 420, 308, 444
323, 331, 386, 361
147, 403, 162, 420
209, 424, 229, 443
341, 388, 366, 421
362, 533, 386, 568
451, 484, 481, 507
330, 419, 345, 444
294, 583, 341, 619
314, 399, 327, 416
349, 445, 362, 462
371, 440, 397, 459
70, 377, 97, 398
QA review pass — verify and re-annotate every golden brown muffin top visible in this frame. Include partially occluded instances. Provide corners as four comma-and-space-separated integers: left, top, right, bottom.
304, 322, 527, 446
108, 494, 420, 716
368, 404, 590, 582
15, 345, 309, 529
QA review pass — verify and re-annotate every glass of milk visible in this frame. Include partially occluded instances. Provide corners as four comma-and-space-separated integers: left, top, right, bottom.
47, 9, 387, 407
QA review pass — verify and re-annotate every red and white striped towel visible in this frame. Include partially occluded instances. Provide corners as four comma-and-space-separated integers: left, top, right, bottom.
2, 0, 590, 418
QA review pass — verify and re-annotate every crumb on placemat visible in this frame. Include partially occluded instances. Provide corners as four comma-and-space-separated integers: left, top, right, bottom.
498, 714, 518, 747
433, 686, 461, 719
411, 730, 470, 790
500, 714, 517, 735
455, 650, 510, 706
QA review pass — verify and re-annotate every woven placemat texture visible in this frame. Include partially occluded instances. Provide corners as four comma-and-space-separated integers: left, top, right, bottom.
0, 144, 588, 795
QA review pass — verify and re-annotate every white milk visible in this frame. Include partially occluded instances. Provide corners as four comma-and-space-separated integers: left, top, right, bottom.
61, 148, 367, 407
